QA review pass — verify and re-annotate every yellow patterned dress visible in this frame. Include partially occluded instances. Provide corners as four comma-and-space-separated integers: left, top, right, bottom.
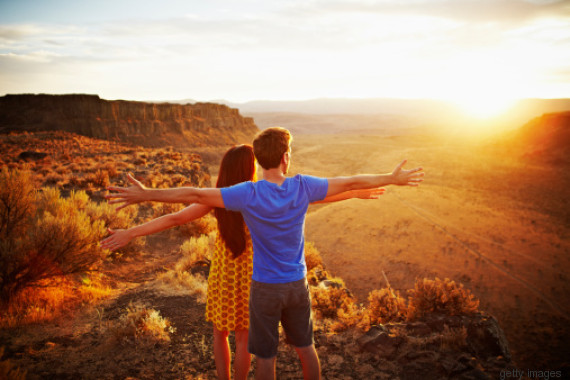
206, 230, 254, 331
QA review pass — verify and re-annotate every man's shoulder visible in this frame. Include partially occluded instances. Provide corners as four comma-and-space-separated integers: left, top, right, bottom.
290, 173, 325, 181
293, 173, 328, 185
221, 180, 254, 194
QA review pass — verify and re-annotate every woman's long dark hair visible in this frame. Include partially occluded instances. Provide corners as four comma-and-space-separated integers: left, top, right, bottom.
214, 145, 256, 259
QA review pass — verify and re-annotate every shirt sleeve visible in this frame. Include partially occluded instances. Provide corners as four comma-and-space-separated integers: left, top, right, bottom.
302, 175, 329, 202
220, 181, 252, 212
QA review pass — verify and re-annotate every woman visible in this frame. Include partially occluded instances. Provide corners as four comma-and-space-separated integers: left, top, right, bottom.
101, 144, 383, 380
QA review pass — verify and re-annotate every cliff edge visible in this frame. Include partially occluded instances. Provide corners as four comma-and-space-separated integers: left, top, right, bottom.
0, 94, 259, 148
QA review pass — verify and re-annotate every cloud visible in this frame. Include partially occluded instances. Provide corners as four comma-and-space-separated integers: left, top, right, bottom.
304, 0, 570, 23
0, 0, 569, 100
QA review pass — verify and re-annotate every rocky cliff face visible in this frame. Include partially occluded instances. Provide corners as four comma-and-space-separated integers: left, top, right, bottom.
0, 94, 258, 148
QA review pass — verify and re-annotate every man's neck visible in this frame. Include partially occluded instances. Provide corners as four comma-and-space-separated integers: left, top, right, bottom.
262, 167, 287, 186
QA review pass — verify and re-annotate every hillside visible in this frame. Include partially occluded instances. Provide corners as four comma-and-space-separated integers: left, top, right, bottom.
499, 111, 570, 164
0, 94, 258, 149
0, 131, 211, 202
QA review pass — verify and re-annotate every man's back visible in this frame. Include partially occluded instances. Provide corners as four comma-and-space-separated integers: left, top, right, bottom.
220, 174, 328, 284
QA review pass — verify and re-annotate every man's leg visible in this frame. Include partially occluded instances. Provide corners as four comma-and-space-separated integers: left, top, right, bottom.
248, 280, 283, 379
254, 356, 276, 380
295, 344, 321, 380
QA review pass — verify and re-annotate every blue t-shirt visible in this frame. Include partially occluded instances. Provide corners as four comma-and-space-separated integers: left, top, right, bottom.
220, 174, 328, 284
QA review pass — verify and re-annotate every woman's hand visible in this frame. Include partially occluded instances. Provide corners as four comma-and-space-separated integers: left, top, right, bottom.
106, 173, 147, 210
350, 187, 386, 199
100, 228, 133, 251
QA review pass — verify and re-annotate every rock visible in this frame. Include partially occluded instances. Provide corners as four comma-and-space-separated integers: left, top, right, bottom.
465, 315, 511, 361
17, 151, 48, 161
404, 321, 432, 337
0, 94, 258, 149
357, 327, 405, 359
355, 312, 512, 379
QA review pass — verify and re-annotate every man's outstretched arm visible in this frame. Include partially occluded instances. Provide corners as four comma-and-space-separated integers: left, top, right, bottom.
326, 159, 424, 197
106, 173, 225, 210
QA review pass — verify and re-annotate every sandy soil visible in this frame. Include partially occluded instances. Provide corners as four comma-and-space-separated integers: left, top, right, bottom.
290, 133, 570, 371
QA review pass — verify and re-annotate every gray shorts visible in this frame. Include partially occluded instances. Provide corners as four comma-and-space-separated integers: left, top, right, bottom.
248, 278, 314, 358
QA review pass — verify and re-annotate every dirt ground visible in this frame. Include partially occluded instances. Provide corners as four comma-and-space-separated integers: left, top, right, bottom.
0, 234, 415, 380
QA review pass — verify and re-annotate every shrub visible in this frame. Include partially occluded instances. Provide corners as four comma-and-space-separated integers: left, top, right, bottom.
83, 195, 142, 256
360, 288, 408, 328
307, 267, 329, 286
178, 212, 217, 238
304, 241, 323, 272
101, 162, 119, 178
311, 277, 357, 320
91, 169, 110, 188
109, 303, 176, 346
311, 277, 360, 332
178, 233, 214, 271
152, 202, 185, 218
406, 277, 480, 321
0, 167, 35, 239
0, 169, 109, 303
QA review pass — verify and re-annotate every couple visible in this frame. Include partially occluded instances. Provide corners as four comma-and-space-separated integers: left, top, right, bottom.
102, 127, 424, 380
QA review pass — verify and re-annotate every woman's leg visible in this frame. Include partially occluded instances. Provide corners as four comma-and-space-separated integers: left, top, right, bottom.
234, 329, 251, 380
213, 327, 231, 380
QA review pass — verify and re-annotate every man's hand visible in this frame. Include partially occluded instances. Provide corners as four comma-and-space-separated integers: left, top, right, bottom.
100, 228, 132, 251
391, 160, 424, 186
106, 173, 147, 210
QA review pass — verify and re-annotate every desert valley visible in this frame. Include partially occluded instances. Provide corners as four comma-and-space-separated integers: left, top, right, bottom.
0, 94, 568, 379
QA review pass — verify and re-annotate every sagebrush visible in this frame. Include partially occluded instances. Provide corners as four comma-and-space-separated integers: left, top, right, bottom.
407, 277, 480, 320
0, 168, 134, 303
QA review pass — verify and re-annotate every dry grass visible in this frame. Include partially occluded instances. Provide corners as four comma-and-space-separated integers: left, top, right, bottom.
177, 233, 215, 270
0, 131, 210, 195
149, 232, 216, 302
107, 302, 176, 346
0, 274, 113, 328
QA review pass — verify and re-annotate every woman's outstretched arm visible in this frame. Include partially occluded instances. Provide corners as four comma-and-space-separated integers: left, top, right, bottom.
311, 187, 385, 205
100, 204, 212, 251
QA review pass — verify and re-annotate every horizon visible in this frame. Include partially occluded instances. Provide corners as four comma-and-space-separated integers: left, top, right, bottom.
1, 0, 570, 119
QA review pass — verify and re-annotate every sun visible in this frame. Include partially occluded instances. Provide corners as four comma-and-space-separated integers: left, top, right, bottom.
453, 95, 517, 119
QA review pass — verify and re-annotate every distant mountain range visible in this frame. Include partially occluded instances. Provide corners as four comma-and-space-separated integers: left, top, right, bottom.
170, 97, 570, 133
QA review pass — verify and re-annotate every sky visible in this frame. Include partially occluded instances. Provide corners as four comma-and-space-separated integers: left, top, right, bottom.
1, 0, 569, 110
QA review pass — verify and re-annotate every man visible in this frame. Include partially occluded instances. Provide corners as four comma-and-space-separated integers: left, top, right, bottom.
106, 127, 424, 379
